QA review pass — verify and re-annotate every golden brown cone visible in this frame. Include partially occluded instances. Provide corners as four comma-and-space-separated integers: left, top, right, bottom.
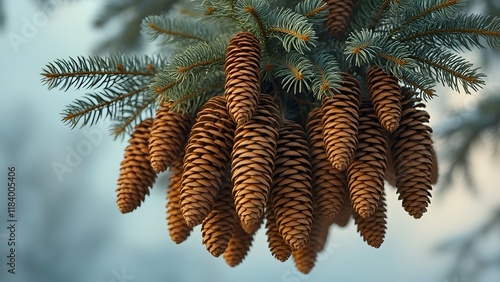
292, 204, 327, 274
366, 66, 402, 133
348, 99, 387, 218
224, 32, 261, 125
180, 95, 235, 227
148, 102, 193, 173
354, 190, 387, 248
265, 200, 292, 262
271, 119, 314, 250
166, 157, 193, 244
223, 218, 256, 267
201, 175, 236, 257
390, 89, 433, 219
240, 217, 263, 235
116, 118, 157, 214
325, 0, 356, 38
321, 72, 361, 171
330, 185, 353, 227
231, 94, 281, 227
306, 107, 347, 219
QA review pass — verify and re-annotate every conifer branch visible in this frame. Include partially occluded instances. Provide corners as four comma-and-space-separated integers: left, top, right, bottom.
142, 15, 209, 44
294, 0, 329, 25
369, 0, 391, 29
269, 8, 317, 54
112, 93, 159, 137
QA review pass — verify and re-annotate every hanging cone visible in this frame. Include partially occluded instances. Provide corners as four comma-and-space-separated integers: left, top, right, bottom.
166, 157, 192, 244
354, 190, 387, 248
223, 218, 256, 267
231, 94, 281, 227
292, 204, 327, 274
348, 99, 387, 218
271, 119, 314, 250
201, 174, 237, 257
240, 217, 263, 235
306, 107, 347, 219
330, 184, 353, 227
265, 200, 292, 262
385, 146, 397, 187
180, 95, 236, 227
430, 147, 439, 184
325, 0, 356, 38
390, 89, 433, 219
321, 73, 361, 171
366, 66, 402, 133
116, 118, 157, 214
148, 102, 193, 173
224, 32, 261, 125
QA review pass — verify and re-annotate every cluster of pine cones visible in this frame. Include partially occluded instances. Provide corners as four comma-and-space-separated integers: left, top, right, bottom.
115, 32, 438, 274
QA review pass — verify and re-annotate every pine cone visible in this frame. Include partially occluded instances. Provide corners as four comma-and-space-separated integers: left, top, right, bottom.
292, 205, 327, 274
201, 175, 236, 257
306, 107, 347, 219
116, 118, 157, 214
240, 217, 263, 235
348, 99, 387, 218
265, 200, 292, 262
166, 157, 192, 244
148, 102, 193, 173
366, 66, 403, 133
271, 119, 313, 250
223, 218, 256, 267
321, 73, 361, 171
330, 190, 353, 227
325, 0, 356, 38
180, 95, 235, 227
354, 190, 387, 248
231, 94, 281, 227
390, 89, 433, 219
431, 147, 439, 184
224, 32, 261, 125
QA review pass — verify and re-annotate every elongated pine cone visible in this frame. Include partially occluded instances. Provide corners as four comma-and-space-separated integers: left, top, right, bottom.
148, 102, 193, 173
325, 0, 356, 38
116, 118, 156, 214
166, 157, 192, 244
202, 175, 236, 257
224, 32, 261, 125
321, 73, 361, 171
292, 205, 327, 274
231, 94, 280, 228
265, 199, 292, 262
354, 191, 387, 248
223, 218, 256, 267
330, 190, 353, 227
366, 66, 402, 133
181, 95, 236, 227
390, 89, 433, 219
271, 119, 314, 250
307, 107, 347, 219
348, 100, 387, 218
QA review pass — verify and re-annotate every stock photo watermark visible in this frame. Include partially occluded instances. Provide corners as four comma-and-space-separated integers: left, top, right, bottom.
5, 166, 17, 275
109, 267, 135, 282
7, 0, 69, 53
52, 125, 107, 183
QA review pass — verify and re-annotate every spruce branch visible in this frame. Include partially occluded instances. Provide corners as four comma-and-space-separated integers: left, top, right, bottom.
309, 51, 341, 99
234, 0, 271, 38
41, 55, 163, 91
111, 91, 159, 137
269, 7, 317, 54
399, 14, 500, 51
294, 0, 329, 25
141, 15, 210, 46
275, 51, 314, 94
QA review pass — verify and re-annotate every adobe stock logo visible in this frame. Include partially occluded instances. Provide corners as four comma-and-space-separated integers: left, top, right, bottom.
52, 125, 107, 183
7, 0, 68, 53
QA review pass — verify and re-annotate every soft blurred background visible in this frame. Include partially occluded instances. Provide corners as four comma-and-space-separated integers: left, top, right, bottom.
0, 1, 499, 282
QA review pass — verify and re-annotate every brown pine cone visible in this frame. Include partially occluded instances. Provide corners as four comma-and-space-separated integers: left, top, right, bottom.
292, 204, 327, 274
354, 190, 387, 248
224, 32, 261, 125
306, 107, 347, 219
330, 190, 353, 227
166, 157, 192, 244
148, 102, 193, 173
116, 118, 157, 214
390, 89, 433, 219
180, 95, 235, 227
240, 217, 263, 235
325, 0, 356, 38
321, 72, 361, 171
223, 218, 256, 267
348, 99, 387, 218
366, 66, 403, 133
430, 147, 439, 185
231, 94, 281, 227
265, 200, 292, 262
201, 174, 236, 257
271, 119, 314, 250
